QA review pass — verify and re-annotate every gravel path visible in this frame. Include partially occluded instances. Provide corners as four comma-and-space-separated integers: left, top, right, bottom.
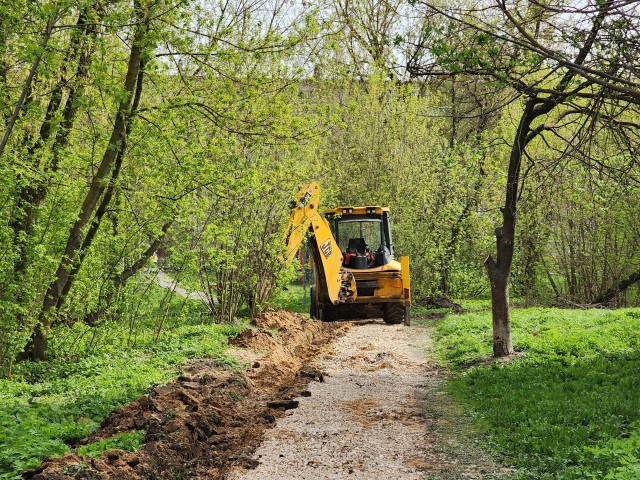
227, 320, 508, 480
155, 270, 210, 303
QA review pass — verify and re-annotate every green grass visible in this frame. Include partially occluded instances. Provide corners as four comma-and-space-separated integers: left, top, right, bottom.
457, 298, 492, 312
412, 306, 452, 317
0, 316, 243, 479
269, 283, 311, 314
77, 431, 145, 458
433, 307, 640, 479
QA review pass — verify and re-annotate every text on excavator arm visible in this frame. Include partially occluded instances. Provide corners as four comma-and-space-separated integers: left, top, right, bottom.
284, 182, 356, 305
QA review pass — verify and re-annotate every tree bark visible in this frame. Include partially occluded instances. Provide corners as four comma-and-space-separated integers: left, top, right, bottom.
483, 100, 535, 356
484, 94, 570, 356
485, 257, 513, 356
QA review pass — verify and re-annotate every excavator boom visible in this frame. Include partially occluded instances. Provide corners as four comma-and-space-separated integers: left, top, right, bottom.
284, 182, 356, 305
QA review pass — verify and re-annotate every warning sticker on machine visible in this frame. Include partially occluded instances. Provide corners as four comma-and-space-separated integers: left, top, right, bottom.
320, 239, 332, 258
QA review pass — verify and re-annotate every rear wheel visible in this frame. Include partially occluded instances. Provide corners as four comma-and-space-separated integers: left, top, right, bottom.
383, 303, 405, 325
322, 304, 337, 322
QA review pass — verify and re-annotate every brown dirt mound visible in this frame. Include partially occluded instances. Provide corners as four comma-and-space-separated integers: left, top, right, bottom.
24, 310, 346, 480
414, 295, 464, 313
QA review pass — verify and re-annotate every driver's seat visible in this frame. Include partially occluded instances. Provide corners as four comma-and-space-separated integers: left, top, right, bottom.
347, 238, 367, 254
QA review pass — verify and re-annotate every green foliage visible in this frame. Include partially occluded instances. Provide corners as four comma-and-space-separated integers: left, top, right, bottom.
312, 74, 500, 297
433, 308, 640, 479
0, 1, 638, 480
49, 282, 212, 358
457, 299, 492, 313
0, 0, 319, 369
269, 284, 312, 315
77, 431, 145, 458
412, 306, 451, 317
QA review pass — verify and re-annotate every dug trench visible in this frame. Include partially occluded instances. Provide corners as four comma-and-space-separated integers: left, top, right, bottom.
23, 310, 347, 480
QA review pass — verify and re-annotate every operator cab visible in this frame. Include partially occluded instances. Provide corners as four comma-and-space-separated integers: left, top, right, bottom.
324, 206, 394, 270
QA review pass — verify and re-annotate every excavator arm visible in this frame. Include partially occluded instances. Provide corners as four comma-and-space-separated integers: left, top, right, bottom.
284, 182, 356, 305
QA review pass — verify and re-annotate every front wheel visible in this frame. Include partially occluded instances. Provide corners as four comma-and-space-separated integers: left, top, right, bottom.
383, 303, 405, 325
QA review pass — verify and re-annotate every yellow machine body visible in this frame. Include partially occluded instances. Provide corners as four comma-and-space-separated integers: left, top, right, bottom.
285, 183, 411, 325
284, 182, 357, 305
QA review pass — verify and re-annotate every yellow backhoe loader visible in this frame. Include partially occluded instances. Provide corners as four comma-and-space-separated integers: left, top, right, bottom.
284, 182, 411, 325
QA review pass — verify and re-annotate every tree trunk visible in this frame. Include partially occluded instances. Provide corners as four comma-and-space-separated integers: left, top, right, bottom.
27, 6, 150, 360
485, 263, 513, 356
483, 99, 539, 357
591, 271, 640, 305
484, 93, 569, 356
484, 251, 514, 356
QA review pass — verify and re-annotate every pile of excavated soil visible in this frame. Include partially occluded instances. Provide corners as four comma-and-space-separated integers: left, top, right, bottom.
24, 310, 344, 480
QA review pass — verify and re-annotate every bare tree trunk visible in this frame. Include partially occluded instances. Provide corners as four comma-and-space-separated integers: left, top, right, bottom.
488, 271, 513, 355
484, 99, 537, 357
484, 96, 564, 356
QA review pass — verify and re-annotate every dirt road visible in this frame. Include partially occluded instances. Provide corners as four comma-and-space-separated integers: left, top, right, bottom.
228, 320, 507, 480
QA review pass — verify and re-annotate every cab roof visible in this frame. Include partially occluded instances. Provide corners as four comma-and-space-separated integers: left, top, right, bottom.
324, 206, 390, 215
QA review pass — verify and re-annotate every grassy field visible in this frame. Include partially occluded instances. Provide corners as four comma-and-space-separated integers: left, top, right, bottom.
0, 285, 243, 480
431, 306, 640, 479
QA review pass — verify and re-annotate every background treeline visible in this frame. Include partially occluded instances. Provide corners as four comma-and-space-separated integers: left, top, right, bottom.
1, 0, 640, 372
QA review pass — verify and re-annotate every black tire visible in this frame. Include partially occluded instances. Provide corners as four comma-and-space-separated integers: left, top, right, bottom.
310, 285, 318, 319
383, 303, 405, 324
323, 304, 337, 322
